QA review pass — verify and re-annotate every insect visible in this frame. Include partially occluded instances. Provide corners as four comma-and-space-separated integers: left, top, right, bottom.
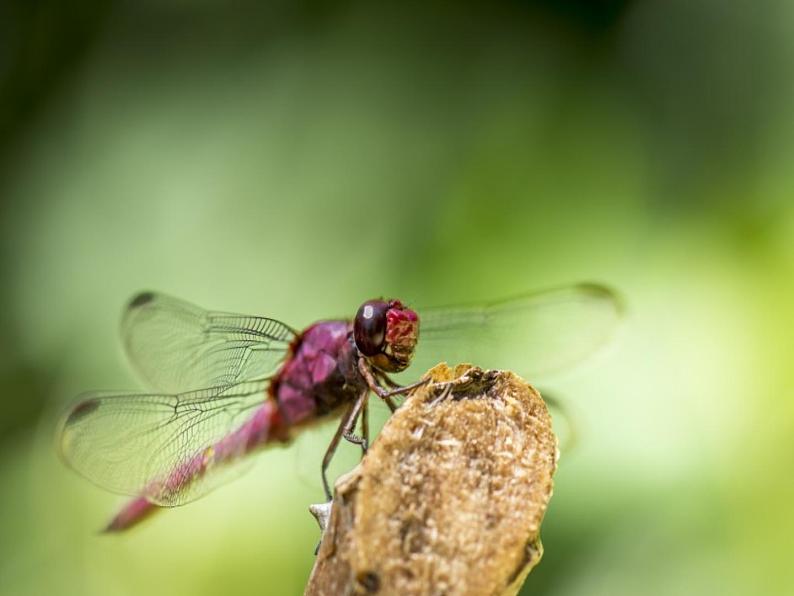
58, 284, 621, 531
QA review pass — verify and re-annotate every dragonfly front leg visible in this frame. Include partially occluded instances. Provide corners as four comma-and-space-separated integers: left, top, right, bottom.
375, 370, 401, 389
358, 358, 397, 411
357, 358, 430, 405
321, 388, 369, 500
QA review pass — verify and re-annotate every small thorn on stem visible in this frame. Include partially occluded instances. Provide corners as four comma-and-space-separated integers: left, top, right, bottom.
309, 501, 333, 534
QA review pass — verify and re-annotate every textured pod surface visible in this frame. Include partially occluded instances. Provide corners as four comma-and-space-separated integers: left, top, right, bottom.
306, 363, 558, 596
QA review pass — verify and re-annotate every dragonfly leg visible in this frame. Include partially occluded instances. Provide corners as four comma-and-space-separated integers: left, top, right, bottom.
342, 430, 367, 452
342, 390, 370, 453
358, 358, 431, 403
361, 396, 369, 448
321, 388, 368, 500
380, 377, 431, 398
381, 394, 398, 413
350, 396, 368, 455
375, 370, 401, 389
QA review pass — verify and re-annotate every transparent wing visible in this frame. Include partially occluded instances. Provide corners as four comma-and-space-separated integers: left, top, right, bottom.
405, 283, 623, 381
58, 381, 273, 506
121, 292, 296, 393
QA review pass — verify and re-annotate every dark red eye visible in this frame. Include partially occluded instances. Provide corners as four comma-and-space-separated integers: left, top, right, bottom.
354, 300, 388, 356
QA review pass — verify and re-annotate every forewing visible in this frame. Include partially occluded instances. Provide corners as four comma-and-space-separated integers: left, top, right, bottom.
122, 292, 296, 393
407, 284, 622, 380
58, 381, 271, 506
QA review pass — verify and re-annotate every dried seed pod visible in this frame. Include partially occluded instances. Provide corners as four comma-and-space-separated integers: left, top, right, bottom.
306, 363, 558, 596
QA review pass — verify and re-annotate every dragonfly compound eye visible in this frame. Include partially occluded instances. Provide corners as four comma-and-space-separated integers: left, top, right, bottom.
354, 300, 389, 356
355, 299, 420, 373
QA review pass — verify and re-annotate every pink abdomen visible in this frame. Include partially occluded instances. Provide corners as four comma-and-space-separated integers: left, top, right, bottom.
106, 398, 287, 532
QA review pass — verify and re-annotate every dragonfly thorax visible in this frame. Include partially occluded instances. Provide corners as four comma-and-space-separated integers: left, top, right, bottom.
353, 299, 419, 373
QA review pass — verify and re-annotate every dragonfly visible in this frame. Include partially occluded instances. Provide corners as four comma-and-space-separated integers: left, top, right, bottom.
58, 284, 621, 532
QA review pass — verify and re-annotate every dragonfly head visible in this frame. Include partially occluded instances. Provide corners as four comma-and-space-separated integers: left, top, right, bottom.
354, 299, 419, 373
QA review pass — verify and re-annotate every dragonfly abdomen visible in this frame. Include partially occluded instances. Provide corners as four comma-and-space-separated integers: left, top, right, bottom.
105, 398, 289, 532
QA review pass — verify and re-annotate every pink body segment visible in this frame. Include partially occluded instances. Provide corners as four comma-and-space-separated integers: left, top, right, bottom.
273, 320, 359, 423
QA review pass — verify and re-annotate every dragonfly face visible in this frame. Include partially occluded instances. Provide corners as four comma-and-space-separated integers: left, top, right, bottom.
353, 299, 419, 373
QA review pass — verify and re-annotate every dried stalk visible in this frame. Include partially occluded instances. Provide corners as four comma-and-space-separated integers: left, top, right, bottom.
305, 363, 558, 596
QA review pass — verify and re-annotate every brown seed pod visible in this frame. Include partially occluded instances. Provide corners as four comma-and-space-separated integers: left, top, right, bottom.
305, 363, 559, 596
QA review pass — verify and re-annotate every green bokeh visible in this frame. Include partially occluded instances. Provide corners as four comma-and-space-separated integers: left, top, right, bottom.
2, 2, 793, 595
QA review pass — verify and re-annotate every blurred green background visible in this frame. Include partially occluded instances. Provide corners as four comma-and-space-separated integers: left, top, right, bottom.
1, 1, 793, 594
